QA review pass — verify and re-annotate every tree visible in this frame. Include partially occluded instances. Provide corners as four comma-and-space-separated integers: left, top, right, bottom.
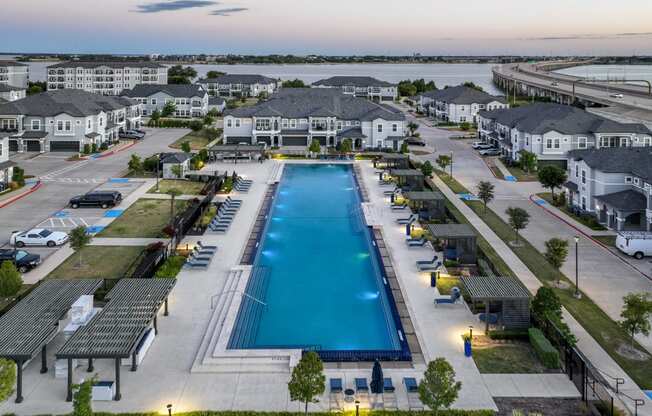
72, 376, 95, 416
203, 114, 215, 126
476, 181, 495, 214
620, 293, 652, 347
206, 70, 225, 79
27, 81, 46, 95
531, 287, 562, 321
0, 358, 16, 403
462, 81, 483, 92
171, 164, 183, 179
166, 188, 183, 219
538, 165, 567, 200
168, 65, 197, 84
418, 358, 462, 416
397, 81, 418, 97
11, 166, 25, 187
150, 109, 161, 122
181, 141, 192, 153
436, 154, 451, 173
421, 161, 434, 177
189, 120, 204, 131
128, 154, 143, 174
161, 101, 177, 117
519, 150, 538, 173
282, 79, 307, 88
0, 261, 22, 297
505, 206, 530, 244
544, 238, 569, 273
69, 226, 92, 267
287, 351, 325, 415
340, 138, 352, 154
407, 121, 419, 136
308, 138, 321, 154
400, 141, 409, 154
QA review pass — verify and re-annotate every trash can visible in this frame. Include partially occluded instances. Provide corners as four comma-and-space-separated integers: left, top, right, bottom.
430, 272, 437, 287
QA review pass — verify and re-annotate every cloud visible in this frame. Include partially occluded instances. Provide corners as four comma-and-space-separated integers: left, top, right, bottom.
209, 7, 248, 16
135, 0, 218, 13
523, 32, 652, 41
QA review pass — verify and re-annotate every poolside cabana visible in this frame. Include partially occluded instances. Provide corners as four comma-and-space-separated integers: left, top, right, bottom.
404, 191, 446, 221
56, 278, 176, 402
427, 223, 477, 264
375, 153, 410, 169
389, 169, 424, 191
460, 276, 531, 334
0, 279, 102, 403
208, 144, 265, 162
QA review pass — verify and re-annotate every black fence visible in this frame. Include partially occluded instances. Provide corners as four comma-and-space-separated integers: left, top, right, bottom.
127, 242, 170, 279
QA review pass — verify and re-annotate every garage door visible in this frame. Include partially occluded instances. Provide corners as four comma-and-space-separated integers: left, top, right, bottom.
25, 140, 41, 152
50, 141, 80, 152
282, 136, 308, 146
256, 136, 271, 145
9, 140, 18, 152
225, 137, 251, 144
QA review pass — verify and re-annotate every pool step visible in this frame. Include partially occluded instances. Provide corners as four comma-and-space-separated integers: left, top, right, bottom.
267, 161, 284, 184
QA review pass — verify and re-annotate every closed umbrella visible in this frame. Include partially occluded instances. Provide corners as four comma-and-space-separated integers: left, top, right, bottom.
370, 359, 383, 394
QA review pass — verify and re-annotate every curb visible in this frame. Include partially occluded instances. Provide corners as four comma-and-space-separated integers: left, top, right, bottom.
0, 181, 43, 209
78, 141, 137, 160
528, 194, 652, 282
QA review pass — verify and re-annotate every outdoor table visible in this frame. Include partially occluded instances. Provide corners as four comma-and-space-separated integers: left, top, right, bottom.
344, 388, 355, 403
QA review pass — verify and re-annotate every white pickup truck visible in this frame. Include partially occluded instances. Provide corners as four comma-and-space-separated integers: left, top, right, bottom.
615, 232, 652, 259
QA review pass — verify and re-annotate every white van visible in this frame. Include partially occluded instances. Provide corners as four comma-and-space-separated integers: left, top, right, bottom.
615, 232, 652, 259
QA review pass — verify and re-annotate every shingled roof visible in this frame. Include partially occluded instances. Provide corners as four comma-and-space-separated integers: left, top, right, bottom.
199, 74, 277, 84
312, 76, 395, 87
48, 61, 164, 69
420, 85, 507, 105
0, 89, 137, 117
224, 88, 405, 121
568, 147, 652, 183
121, 84, 206, 98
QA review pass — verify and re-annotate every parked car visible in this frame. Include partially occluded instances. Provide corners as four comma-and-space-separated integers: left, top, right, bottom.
551, 82, 558, 86
404, 137, 426, 146
119, 130, 145, 139
10, 229, 69, 248
616, 232, 652, 259
472, 142, 493, 150
0, 248, 41, 273
70, 191, 122, 209
479, 148, 501, 156
133, 129, 147, 136
610, 93, 624, 99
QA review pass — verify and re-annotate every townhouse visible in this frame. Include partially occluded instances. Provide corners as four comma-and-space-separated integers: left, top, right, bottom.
478, 103, 652, 167
208, 96, 226, 113
223, 88, 406, 150
312, 76, 397, 101
0, 136, 16, 190
564, 147, 652, 232
0, 84, 26, 103
0, 61, 29, 89
47, 61, 168, 96
198, 74, 277, 98
121, 84, 209, 118
0, 89, 141, 153
418, 85, 508, 123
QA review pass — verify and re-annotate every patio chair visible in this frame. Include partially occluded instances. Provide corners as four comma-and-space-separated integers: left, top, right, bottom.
211, 217, 232, 226
189, 249, 212, 261
403, 378, 424, 411
196, 241, 217, 251
407, 237, 427, 247
225, 196, 242, 205
417, 260, 442, 272
396, 214, 417, 225
192, 245, 216, 257
216, 211, 236, 219
184, 258, 209, 269
209, 223, 230, 233
329, 379, 344, 411
390, 203, 407, 210
236, 177, 253, 184
415, 255, 439, 269
218, 205, 239, 213
383, 378, 398, 410
435, 288, 461, 306
355, 378, 369, 393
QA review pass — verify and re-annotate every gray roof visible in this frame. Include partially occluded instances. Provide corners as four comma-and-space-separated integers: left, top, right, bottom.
17, 130, 48, 139
568, 147, 652, 183
563, 181, 579, 192
161, 152, 192, 164
420, 85, 507, 105
48, 61, 164, 69
209, 144, 265, 152
0, 160, 17, 170
594, 190, 648, 211
122, 84, 206, 98
479, 102, 652, 136
0, 84, 25, 92
460, 276, 531, 300
0, 89, 137, 117
225, 88, 405, 121
405, 191, 445, 201
0, 60, 27, 67
209, 96, 226, 105
427, 223, 475, 238
337, 126, 366, 138
389, 169, 423, 177
199, 74, 276, 84
312, 76, 395, 88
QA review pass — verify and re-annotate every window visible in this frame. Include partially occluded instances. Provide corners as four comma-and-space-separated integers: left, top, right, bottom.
625, 176, 632, 183
581, 170, 586, 184
99, 118, 103, 126
151, 98, 157, 105
226, 119, 232, 128
392, 124, 398, 132
56, 120, 72, 133
290, 119, 297, 128
87, 120, 91, 129
575, 164, 579, 178
31, 120, 40, 130
545, 138, 561, 150
634, 178, 640, 185
581, 196, 586, 210
282, 119, 288, 128
235, 119, 241, 128
578, 137, 587, 149
377, 124, 383, 133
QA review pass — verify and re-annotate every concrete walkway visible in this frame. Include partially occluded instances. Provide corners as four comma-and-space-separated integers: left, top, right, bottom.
90, 237, 169, 246
492, 157, 515, 180
143, 193, 201, 200
481, 373, 580, 398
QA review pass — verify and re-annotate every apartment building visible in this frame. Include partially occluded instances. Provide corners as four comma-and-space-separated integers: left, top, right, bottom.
478, 103, 652, 167
0, 84, 26, 103
564, 147, 652, 231
122, 84, 209, 118
0, 61, 29, 89
312, 76, 397, 101
0, 89, 141, 153
223, 88, 405, 149
418, 85, 508, 123
198, 74, 277, 98
47, 61, 167, 96
0, 136, 16, 189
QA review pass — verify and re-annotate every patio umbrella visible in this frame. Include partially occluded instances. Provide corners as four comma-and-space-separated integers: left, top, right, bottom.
370, 359, 383, 394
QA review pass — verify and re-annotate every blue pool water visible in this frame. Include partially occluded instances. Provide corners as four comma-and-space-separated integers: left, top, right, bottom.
229, 164, 404, 355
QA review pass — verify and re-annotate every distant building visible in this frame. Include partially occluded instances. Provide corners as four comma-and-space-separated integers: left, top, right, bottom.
0, 84, 26, 102
121, 84, 208, 118
312, 76, 397, 101
418, 85, 508, 123
208, 96, 226, 113
478, 103, 652, 167
160, 152, 192, 179
198, 74, 277, 98
564, 147, 652, 231
47, 61, 168, 96
223, 88, 405, 149
0, 89, 141, 153
0, 61, 29, 89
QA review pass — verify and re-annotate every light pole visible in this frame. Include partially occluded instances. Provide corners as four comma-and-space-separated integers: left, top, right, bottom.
155, 153, 160, 192
574, 235, 581, 299
469, 325, 473, 340
355, 400, 360, 416
449, 151, 454, 177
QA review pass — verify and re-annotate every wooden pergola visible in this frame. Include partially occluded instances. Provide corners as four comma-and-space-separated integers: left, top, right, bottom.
404, 191, 446, 220
375, 153, 410, 169
427, 223, 477, 264
389, 169, 425, 191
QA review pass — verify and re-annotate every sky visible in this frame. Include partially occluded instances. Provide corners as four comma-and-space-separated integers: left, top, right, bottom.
2, 0, 652, 55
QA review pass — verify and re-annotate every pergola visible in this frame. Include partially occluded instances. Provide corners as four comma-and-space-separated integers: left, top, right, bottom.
427, 223, 477, 264
375, 153, 410, 169
460, 276, 531, 334
56, 278, 176, 401
404, 191, 446, 221
208, 144, 265, 161
0, 279, 102, 403
389, 169, 425, 191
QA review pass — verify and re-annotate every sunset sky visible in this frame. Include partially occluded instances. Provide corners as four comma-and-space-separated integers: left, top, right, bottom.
2, 0, 652, 55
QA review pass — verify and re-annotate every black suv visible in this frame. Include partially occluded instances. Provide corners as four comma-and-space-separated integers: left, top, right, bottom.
0, 249, 41, 273
69, 191, 122, 209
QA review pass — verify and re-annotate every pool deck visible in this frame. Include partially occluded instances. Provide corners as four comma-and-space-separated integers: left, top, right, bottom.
0, 159, 579, 415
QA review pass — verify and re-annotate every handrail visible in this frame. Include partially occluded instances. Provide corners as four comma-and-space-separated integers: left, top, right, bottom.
597, 368, 626, 393
210, 290, 267, 309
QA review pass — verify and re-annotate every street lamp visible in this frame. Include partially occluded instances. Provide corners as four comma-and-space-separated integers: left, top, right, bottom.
155, 153, 160, 192
355, 400, 360, 416
468, 325, 473, 340
574, 235, 581, 299
166, 404, 173, 416
449, 151, 454, 177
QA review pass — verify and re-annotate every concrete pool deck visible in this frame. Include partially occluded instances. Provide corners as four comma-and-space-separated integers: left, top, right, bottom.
0, 159, 579, 415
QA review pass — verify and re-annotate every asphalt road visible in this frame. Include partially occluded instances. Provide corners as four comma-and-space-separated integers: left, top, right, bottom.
0, 127, 189, 247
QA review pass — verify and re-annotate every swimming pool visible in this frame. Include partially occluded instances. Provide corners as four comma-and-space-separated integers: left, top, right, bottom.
228, 163, 410, 361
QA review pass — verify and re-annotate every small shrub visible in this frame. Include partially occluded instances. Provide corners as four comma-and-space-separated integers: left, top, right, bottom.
443, 259, 460, 268
82, 143, 91, 154
528, 328, 559, 369
460, 122, 471, 131
99, 142, 109, 151
91, 143, 98, 153
0, 358, 16, 402
11, 166, 25, 187
155, 256, 186, 278
488, 329, 529, 341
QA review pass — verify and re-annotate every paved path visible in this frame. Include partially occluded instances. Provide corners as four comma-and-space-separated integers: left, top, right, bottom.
481, 374, 580, 398
143, 193, 201, 200
90, 237, 168, 246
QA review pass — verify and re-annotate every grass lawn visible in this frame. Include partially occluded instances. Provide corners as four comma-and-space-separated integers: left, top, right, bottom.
98, 198, 188, 238
148, 179, 205, 195
434, 169, 470, 194
437, 276, 461, 295
473, 341, 548, 373
228, 98, 258, 108
537, 192, 606, 231
504, 165, 538, 182
592, 235, 616, 247
170, 128, 222, 150
47, 246, 144, 280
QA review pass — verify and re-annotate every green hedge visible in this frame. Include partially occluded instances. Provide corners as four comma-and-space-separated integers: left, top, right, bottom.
147, 118, 199, 128
528, 328, 559, 369
488, 329, 529, 341
154, 256, 186, 278
93, 411, 495, 416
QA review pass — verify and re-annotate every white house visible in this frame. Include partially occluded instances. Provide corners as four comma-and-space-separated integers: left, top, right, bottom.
208, 96, 226, 113
122, 84, 209, 118
0, 84, 26, 103
0, 136, 16, 190
0, 61, 29, 89
160, 152, 192, 179
198, 74, 277, 98
312, 76, 397, 101
418, 85, 508, 123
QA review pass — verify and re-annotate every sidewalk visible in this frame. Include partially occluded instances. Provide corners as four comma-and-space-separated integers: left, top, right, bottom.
481, 374, 580, 398
431, 174, 651, 416
492, 158, 516, 181
0, 180, 43, 208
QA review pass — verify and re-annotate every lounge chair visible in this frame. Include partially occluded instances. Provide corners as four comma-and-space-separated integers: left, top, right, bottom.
383, 378, 398, 410
390, 204, 407, 210
218, 205, 239, 213
193, 246, 216, 257
404, 378, 424, 410
225, 196, 242, 205
216, 211, 236, 219
196, 241, 217, 251
184, 258, 209, 269
418, 260, 442, 272
435, 288, 461, 306
416, 256, 439, 270
211, 217, 232, 226
209, 223, 229, 232
379, 180, 394, 187
407, 237, 427, 247
396, 214, 417, 225
329, 378, 343, 411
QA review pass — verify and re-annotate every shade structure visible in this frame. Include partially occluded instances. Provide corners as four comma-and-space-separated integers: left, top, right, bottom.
370, 359, 383, 394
